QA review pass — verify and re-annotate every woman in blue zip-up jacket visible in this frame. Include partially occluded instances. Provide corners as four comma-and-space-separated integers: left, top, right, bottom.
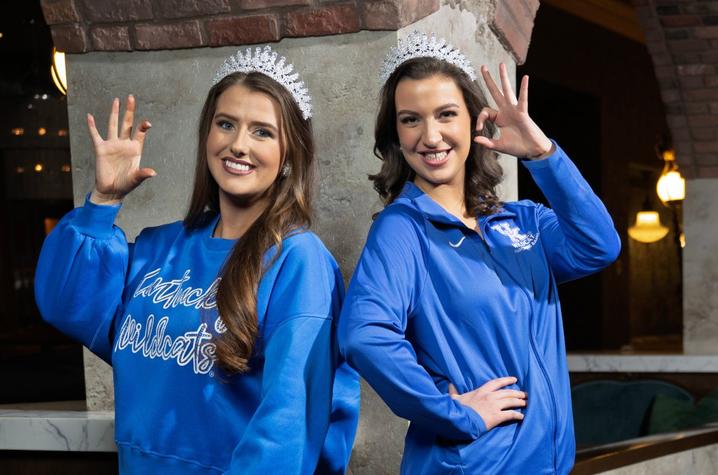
339, 32, 620, 474
35, 46, 359, 474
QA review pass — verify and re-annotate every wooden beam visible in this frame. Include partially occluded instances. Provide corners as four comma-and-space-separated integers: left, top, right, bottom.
543, 0, 645, 43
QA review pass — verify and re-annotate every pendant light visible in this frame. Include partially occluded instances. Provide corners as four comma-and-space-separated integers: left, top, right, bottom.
656, 149, 685, 204
628, 198, 669, 244
51, 47, 67, 95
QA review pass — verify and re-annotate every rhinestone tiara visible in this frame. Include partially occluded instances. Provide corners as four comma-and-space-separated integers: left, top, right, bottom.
212, 45, 312, 120
380, 31, 477, 83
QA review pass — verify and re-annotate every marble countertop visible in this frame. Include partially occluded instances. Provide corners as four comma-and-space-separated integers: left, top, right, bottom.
568, 353, 718, 373
0, 408, 115, 452
1, 353, 716, 453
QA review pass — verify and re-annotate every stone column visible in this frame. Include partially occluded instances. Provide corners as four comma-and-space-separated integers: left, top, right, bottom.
632, 2, 718, 355
683, 179, 718, 354
43, 1, 537, 473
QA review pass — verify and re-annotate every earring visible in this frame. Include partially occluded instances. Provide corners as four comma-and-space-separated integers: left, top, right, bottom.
281, 162, 292, 177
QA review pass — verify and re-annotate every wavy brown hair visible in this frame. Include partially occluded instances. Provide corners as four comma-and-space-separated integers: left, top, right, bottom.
371, 57, 503, 216
184, 72, 314, 374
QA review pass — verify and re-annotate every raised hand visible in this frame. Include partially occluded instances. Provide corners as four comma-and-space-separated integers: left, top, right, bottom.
88, 95, 155, 205
448, 376, 527, 431
475, 63, 553, 160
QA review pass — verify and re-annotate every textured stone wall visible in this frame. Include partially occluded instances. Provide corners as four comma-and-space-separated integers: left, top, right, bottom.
41, 0, 441, 52
683, 179, 718, 354
631, 0, 718, 354
600, 442, 718, 475
53, 0, 531, 473
41, 0, 538, 62
632, 0, 718, 179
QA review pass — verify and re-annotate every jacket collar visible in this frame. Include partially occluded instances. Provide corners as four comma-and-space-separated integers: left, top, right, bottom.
395, 181, 516, 228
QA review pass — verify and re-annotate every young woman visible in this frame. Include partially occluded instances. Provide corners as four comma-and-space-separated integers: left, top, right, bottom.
35, 46, 359, 474
339, 33, 620, 474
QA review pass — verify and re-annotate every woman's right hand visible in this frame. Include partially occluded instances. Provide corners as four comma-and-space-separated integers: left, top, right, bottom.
449, 377, 527, 431
87, 95, 155, 205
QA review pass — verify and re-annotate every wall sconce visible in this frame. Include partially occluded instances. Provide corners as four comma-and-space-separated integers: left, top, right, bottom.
51, 48, 67, 95
34, 163, 43, 172
656, 149, 685, 204
11, 128, 24, 136
628, 208, 669, 243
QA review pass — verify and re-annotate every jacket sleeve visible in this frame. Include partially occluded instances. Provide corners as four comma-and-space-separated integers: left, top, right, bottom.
316, 360, 360, 474
523, 141, 622, 284
34, 196, 129, 363
227, 236, 352, 475
338, 210, 486, 441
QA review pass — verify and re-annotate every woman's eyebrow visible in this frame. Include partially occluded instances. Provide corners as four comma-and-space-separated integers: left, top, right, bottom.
396, 103, 460, 115
214, 112, 278, 132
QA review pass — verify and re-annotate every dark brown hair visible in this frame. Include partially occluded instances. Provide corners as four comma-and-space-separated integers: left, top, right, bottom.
184, 72, 314, 374
371, 57, 503, 216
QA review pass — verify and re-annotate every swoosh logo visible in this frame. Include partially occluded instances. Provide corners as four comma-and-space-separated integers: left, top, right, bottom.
449, 236, 466, 248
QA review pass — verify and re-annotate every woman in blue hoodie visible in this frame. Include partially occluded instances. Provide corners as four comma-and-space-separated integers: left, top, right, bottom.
35, 46, 359, 474
339, 32, 620, 474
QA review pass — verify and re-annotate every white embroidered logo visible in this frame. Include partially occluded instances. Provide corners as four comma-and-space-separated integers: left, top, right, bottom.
113, 268, 222, 375
490, 222, 539, 251
133, 268, 219, 310
114, 314, 217, 375
449, 236, 466, 248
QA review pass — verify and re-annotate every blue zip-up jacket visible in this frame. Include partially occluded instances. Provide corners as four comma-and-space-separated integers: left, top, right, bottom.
339, 143, 620, 474
35, 199, 360, 474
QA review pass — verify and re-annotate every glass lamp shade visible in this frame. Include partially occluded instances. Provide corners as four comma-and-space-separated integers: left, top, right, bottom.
51, 48, 67, 95
656, 170, 685, 203
628, 211, 669, 243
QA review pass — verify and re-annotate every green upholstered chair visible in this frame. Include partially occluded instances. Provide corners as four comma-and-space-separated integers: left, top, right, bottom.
571, 379, 693, 447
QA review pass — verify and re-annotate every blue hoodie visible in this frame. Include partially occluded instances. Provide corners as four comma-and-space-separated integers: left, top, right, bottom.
338, 143, 620, 475
35, 199, 360, 474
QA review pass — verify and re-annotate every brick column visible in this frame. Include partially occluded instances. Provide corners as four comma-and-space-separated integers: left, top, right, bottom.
40, 1, 539, 473
41, 0, 443, 52
632, 0, 718, 354
42, 0, 538, 63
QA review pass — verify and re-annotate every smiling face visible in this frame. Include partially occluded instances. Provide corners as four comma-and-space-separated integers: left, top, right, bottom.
395, 74, 473, 195
206, 83, 283, 208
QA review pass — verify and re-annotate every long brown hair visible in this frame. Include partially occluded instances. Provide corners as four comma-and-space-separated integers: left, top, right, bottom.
371, 57, 503, 216
184, 72, 315, 374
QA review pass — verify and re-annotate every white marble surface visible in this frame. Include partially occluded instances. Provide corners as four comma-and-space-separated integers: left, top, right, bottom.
684, 179, 718, 355
0, 410, 115, 452
568, 353, 718, 373
601, 442, 718, 475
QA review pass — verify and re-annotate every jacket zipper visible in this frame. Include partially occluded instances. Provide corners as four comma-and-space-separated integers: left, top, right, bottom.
481, 215, 559, 472
527, 318, 559, 472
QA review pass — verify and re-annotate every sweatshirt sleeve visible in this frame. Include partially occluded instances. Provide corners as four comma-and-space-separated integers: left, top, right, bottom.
227, 235, 354, 475
522, 141, 622, 284
34, 196, 129, 363
338, 209, 486, 441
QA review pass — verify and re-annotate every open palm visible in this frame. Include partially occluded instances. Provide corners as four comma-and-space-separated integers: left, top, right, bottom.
475, 63, 553, 160
88, 95, 155, 204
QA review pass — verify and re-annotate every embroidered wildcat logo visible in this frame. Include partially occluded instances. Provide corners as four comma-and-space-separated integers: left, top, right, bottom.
490, 222, 539, 251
